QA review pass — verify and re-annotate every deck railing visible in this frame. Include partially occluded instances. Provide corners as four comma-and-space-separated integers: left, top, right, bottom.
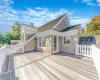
0, 46, 7, 74
76, 44, 100, 79
75, 44, 93, 57
6, 45, 24, 55
0, 45, 24, 74
92, 46, 100, 79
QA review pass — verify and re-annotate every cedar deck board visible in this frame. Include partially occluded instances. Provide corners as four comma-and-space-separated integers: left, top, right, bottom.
0, 51, 99, 80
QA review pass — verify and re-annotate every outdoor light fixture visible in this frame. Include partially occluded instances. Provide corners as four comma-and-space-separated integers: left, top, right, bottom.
35, 38, 37, 40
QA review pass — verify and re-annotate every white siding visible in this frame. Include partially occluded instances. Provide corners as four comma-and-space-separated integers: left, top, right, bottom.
54, 16, 70, 31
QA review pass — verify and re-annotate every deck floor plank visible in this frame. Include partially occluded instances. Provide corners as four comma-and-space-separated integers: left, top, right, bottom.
1, 51, 99, 80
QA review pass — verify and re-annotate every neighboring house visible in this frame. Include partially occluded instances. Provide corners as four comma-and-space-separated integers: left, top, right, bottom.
23, 14, 82, 54
11, 23, 38, 45
21, 23, 38, 42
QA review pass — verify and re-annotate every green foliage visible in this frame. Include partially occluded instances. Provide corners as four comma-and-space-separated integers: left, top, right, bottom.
0, 22, 21, 44
11, 22, 21, 40
0, 44, 4, 48
83, 15, 100, 36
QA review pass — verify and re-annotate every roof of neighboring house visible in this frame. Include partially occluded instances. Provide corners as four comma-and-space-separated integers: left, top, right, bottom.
79, 36, 96, 45
61, 24, 81, 32
22, 24, 38, 29
37, 14, 66, 32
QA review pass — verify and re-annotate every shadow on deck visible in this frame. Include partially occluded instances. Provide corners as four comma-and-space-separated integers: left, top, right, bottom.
0, 55, 19, 80
0, 51, 99, 80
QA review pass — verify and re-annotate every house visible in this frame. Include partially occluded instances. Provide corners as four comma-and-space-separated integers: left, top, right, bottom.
0, 13, 100, 80
22, 14, 82, 54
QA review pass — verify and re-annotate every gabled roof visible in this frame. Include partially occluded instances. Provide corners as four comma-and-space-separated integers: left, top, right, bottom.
61, 24, 81, 32
22, 24, 38, 29
37, 14, 66, 32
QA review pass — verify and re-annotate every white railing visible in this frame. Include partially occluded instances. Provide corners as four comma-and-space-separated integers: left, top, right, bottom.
6, 45, 24, 55
92, 46, 100, 79
76, 44, 100, 79
0, 46, 7, 74
0, 45, 24, 74
75, 44, 93, 57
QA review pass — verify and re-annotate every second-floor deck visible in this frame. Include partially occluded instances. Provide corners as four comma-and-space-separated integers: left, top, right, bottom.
0, 51, 99, 80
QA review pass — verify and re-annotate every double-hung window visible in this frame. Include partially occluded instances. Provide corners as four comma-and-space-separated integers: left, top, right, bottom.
63, 36, 71, 45
42, 37, 46, 47
38, 37, 46, 47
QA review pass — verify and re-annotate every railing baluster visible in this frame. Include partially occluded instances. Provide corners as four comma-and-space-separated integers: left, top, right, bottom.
75, 44, 97, 57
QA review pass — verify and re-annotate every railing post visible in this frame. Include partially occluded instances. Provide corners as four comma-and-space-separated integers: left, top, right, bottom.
22, 45, 24, 53
75, 44, 78, 55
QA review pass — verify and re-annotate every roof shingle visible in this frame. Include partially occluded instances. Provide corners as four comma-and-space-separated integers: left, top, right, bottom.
37, 14, 66, 32
61, 24, 81, 32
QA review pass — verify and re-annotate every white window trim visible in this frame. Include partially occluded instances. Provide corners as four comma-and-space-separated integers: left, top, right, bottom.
38, 37, 46, 48
63, 36, 71, 46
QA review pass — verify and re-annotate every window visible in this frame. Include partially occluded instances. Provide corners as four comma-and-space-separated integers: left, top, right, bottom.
63, 36, 71, 45
42, 37, 46, 47
38, 37, 46, 47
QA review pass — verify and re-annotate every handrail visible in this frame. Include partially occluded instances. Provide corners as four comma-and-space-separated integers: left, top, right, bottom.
0, 45, 24, 74
0, 46, 7, 74
92, 46, 100, 79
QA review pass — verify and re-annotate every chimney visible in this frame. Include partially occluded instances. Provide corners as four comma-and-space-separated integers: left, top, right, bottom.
30, 23, 34, 27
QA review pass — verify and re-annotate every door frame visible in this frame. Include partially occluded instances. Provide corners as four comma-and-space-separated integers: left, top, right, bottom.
53, 35, 58, 53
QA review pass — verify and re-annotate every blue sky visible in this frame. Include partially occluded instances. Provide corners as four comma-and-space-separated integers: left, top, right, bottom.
0, 0, 100, 33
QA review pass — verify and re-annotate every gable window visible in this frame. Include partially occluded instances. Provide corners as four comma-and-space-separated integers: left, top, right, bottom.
38, 37, 46, 47
63, 36, 71, 45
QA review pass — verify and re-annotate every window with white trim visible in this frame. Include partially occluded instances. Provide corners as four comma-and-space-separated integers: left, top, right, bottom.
38, 37, 46, 47
63, 36, 71, 45
42, 37, 46, 47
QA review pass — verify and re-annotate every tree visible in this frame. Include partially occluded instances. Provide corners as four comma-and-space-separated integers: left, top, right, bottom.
11, 22, 21, 40
0, 32, 12, 44
3, 32, 13, 44
0, 33, 4, 44
83, 15, 100, 36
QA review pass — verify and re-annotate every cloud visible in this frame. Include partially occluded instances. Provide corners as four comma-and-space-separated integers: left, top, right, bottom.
0, 0, 90, 33
86, 2, 96, 6
70, 17, 90, 27
0, 0, 14, 6
75, 0, 100, 6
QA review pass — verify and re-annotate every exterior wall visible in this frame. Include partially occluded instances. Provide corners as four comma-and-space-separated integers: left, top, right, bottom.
60, 35, 77, 54
10, 40, 21, 45
25, 34, 33, 41
54, 16, 70, 31
76, 26, 82, 44
24, 38, 36, 52
21, 25, 37, 42
36, 35, 53, 54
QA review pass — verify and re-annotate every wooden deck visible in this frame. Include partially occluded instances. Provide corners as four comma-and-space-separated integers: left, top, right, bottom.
0, 51, 99, 80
